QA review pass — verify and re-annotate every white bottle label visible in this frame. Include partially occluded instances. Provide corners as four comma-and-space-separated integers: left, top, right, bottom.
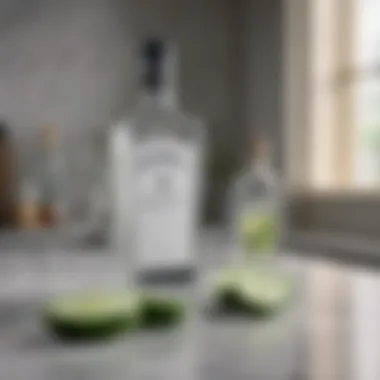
134, 137, 199, 271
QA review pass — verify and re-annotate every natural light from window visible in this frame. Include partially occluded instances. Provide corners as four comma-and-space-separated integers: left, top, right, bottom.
355, 0, 380, 187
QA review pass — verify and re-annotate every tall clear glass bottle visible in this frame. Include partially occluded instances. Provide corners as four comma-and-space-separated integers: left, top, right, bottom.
229, 137, 279, 271
118, 38, 205, 287
38, 125, 65, 227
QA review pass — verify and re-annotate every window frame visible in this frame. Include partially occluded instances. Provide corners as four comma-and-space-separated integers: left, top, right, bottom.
283, 0, 380, 259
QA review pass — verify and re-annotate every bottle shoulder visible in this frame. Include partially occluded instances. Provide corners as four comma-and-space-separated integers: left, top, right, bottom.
234, 165, 277, 186
231, 165, 278, 200
119, 102, 204, 140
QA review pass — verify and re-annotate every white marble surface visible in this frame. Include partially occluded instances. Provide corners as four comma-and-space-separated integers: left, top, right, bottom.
0, 230, 377, 380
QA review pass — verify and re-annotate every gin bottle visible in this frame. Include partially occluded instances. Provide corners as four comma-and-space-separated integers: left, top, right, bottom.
126, 39, 204, 285
230, 137, 279, 266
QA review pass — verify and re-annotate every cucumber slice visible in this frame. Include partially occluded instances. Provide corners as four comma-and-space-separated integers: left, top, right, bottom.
213, 268, 294, 317
213, 269, 248, 312
139, 294, 186, 329
43, 291, 141, 341
238, 273, 294, 315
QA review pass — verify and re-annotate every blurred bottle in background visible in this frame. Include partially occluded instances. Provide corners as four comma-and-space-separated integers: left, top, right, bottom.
38, 125, 64, 228
229, 136, 280, 267
16, 180, 40, 229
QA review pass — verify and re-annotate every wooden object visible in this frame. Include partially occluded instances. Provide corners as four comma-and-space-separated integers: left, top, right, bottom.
39, 124, 60, 227
40, 204, 59, 227
15, 202, 40, 229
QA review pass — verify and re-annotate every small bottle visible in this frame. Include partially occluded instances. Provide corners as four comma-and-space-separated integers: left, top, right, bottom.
123, 38, 205, 286
229, 136, 279, 268
16, 180, 41, 229
38, 125, 64, 227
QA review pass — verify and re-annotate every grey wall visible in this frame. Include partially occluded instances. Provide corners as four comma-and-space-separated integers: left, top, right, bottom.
0, 0, 242, 163
0, 0, 283, 224
0, 0, 244, 223
243, 0, 284, 173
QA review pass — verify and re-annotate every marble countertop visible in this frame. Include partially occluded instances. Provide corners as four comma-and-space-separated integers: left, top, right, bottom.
0, 230, 375, 380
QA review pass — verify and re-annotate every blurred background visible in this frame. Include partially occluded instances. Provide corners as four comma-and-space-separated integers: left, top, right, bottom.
0, 0, 380, 261
0, 0, 282, 235
0, 0, 379, 262
0, 1, 379, 379
285, 0, 380, 261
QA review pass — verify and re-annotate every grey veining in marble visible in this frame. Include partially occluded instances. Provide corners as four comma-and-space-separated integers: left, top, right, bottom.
0, 231, 374, 380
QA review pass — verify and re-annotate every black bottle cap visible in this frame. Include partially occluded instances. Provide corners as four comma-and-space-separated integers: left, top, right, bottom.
143, 38, 164, 60
141, 38, 166, 91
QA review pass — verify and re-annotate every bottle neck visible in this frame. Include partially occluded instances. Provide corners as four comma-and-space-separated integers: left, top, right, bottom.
139, 40, 179, 109
251, 154, 272, 173
139, 85, 177, 109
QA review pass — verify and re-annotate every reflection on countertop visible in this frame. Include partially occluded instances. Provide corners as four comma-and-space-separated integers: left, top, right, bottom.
0, 232, 377, 380
303, 259, 380, 380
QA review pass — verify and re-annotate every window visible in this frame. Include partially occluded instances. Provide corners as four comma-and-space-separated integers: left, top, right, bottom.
285, 0, 380, 192
355, 0, 380, 187
284, 0, 380, 254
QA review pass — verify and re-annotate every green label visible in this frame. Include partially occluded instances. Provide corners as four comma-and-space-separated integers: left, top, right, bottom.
239, 211, 277, 254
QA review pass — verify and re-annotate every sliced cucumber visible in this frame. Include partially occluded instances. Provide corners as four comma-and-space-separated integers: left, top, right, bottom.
43, 291, 141, 341
238, 273, 294, 315
213, 268, 249, 312
139, 294, 186, 329
213, 268, 294, 317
